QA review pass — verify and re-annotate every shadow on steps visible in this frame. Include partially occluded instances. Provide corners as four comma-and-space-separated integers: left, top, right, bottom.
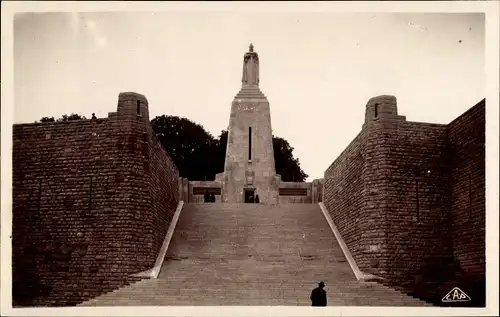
383, 256, 485, 307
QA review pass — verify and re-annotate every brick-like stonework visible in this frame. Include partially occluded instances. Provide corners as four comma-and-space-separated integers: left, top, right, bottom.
12, 92, 180, 306
324, 129, 370, 271
323, 96, 485, 305
378, 120, 452, 294
448, 102, 485, 277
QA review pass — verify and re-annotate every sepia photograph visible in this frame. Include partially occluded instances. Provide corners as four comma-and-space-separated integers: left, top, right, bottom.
1, 1, 498, 316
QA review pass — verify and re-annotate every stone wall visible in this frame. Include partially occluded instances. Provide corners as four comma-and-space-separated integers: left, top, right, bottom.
179, 179, 321, 204
12, 92, 180, 307
322, 96, 485, 305
278, 182, 312, 204
144, 122, 180, 264
380, 121, 452, 284
324, 129, 369, 271
186, 180, 222, 203
323, 96, 411, 275
447, 100, 485, 279
311, 178, 324, 203
178, 177, 189, 202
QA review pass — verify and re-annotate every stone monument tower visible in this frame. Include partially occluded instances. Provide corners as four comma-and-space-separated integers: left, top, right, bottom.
217, 44, 279, 204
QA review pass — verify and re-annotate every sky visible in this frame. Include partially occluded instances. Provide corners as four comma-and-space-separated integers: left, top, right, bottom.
13, 12, 485, 181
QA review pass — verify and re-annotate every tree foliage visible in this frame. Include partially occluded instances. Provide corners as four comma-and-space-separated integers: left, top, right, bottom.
39, 117, 56, 122
151, 115, 222, 181
37, 113, 86, 123
272, 136, 308, 182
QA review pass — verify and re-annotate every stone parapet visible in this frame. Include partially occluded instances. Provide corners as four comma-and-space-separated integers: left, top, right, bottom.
322, 96, 486, 306
12, 92, 180, 306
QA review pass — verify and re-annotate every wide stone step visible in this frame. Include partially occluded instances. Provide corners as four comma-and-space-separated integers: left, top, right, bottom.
88, 294, 421, 303
87, 290, 419, 300
81, 292, 428, 306
85, 287, 422, 298
101, 298, 421, 305
80, 281, 430, 306
80, 285, 430, 306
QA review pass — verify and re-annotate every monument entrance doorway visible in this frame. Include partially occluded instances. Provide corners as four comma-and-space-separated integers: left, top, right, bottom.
244, 188, 255, 203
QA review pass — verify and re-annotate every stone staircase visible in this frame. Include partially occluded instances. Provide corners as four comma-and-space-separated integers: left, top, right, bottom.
79, 203, 432, 306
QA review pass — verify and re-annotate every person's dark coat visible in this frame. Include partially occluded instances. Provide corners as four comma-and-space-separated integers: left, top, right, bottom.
255, 195, 260, 203
310, 283, 327, 306
203, 191, 209, 203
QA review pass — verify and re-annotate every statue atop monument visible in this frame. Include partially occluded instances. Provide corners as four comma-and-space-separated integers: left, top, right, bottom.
242, 43, 259, 86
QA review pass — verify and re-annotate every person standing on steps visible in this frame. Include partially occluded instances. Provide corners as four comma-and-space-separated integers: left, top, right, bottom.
310, 281, 327, 306
255, 194, 260, 204
203, 190, 209, 203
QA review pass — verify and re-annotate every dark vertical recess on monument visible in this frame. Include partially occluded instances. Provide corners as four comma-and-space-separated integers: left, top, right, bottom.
136, 100, 141, 115
248, 126, 252, 161
374, 103, 378, 118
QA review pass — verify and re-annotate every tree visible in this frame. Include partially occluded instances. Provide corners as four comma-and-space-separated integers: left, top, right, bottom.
272, 136, 308, 182
58, 113, 86, 121
151, 115, 219, 181
36, 113, 86, 123
213, 130, 228, 176
39, 117, 55, 122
